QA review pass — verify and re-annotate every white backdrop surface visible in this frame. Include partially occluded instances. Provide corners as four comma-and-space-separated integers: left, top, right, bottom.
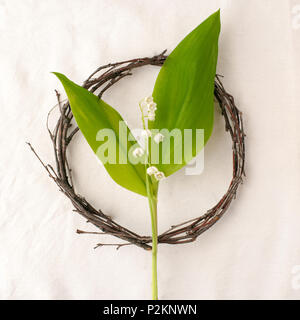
0, 0, 300, 299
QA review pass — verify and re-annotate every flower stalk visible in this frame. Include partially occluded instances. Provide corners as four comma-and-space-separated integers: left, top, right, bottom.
145, 170, 158, 300
136, 96, 164, 299
138, 96, 165, 300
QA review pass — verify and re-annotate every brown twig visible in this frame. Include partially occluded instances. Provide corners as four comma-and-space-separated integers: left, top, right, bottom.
28, 51, 245, 250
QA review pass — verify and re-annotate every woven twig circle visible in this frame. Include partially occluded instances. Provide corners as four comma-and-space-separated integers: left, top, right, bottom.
28, 51, 245, 250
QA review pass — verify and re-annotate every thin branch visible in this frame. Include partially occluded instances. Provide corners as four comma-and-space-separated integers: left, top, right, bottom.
94, 243, 133, 250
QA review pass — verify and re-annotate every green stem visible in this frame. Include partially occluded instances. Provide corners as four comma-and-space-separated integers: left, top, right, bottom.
146, 172, 158, 300
140, 100, 158, 300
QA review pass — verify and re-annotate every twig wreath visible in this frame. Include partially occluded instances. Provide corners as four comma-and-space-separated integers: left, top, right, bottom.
28, 10, 245, 299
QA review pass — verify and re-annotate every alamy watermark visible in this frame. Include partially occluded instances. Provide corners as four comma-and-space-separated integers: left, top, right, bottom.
95, 121, 205, 176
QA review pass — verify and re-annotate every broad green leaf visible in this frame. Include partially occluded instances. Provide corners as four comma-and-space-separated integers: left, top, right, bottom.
53, 73, 147, 196
149, 10, 221, 177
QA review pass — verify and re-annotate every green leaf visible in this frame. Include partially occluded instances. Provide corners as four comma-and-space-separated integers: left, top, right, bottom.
53, 72, 147, 196
149, 10, 221, 177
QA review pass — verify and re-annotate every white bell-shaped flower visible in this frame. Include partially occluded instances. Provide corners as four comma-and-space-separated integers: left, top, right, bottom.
144, 96, 153, 104
146, 166, 158, 176
154, 171, 165, 181
132, 147, 144, 158
148, 102, 157, 113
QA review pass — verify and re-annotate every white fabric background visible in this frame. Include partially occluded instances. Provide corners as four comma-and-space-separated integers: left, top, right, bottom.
0, 0, 299, 300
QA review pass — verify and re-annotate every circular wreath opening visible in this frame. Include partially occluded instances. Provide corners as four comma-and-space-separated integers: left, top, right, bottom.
28, 51, 245, 251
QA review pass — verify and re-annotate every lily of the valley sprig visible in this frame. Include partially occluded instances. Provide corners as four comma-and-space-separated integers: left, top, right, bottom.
53, 10, 220, 300
135, 96, 166, 183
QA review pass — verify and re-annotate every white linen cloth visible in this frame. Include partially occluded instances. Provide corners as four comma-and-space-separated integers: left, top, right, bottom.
0, 0, 299, 299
